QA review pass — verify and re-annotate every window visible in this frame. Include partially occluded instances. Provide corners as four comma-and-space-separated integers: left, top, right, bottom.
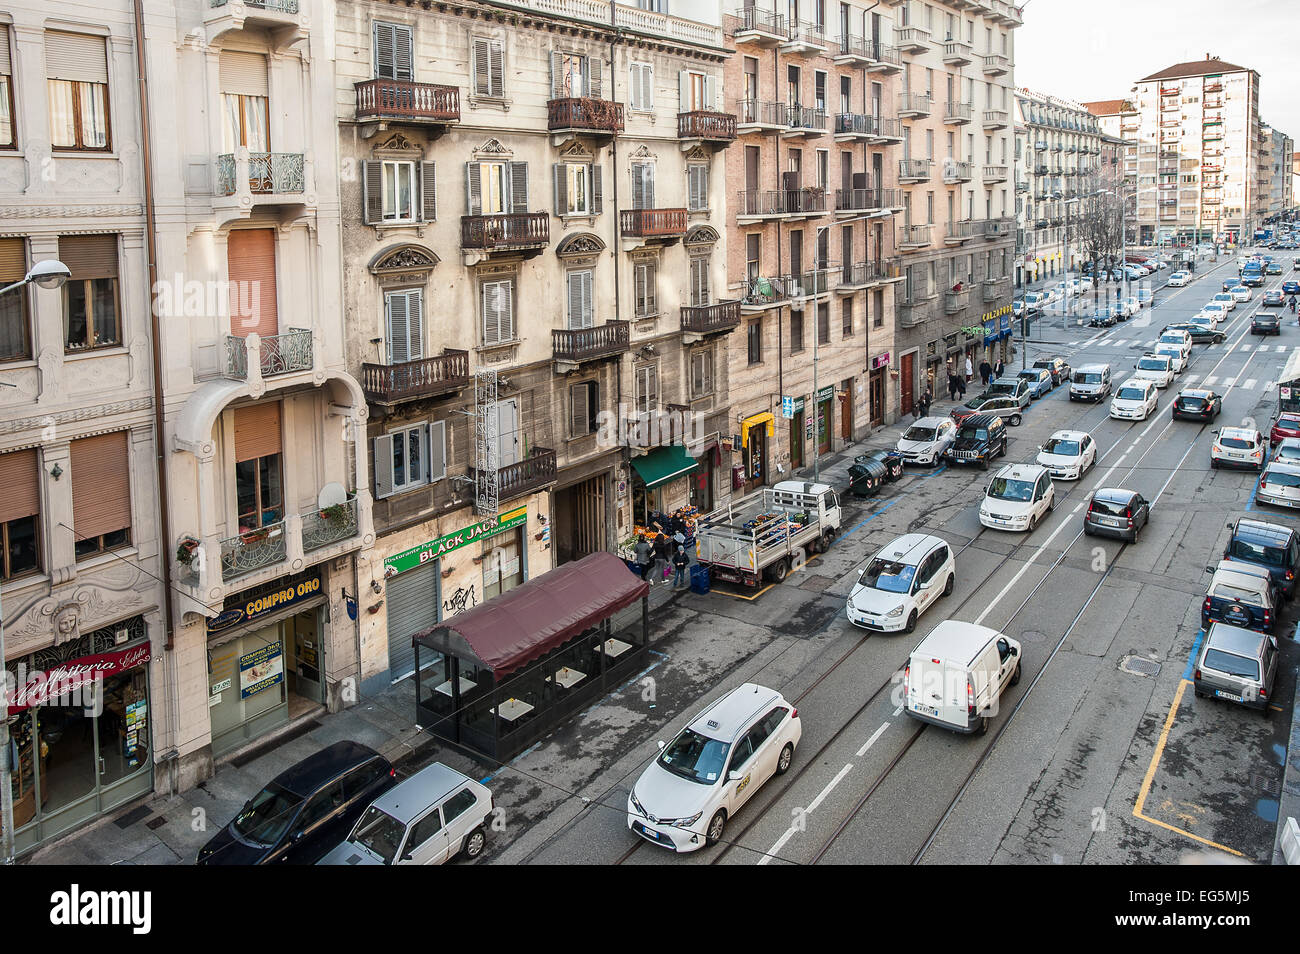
842, 299, 853, 337
46, 32, 110, 151
471, 37, 505, 97
553, 162, 601, 215
689, 256, 710, 307
634, 261, 657, 317
60, 234, 120, 352
467, 160, 526, 215
746, 233, 761, 283
629, 62, 654, 111
234, 404, 284, 531
0, 449, 41, 580
691, 350, 713, 397
551, 51, 601, 99
687, 164, 708, 212
373, 21, 414, 81
408, 810, 443, 852
791, 309, 804, 353
817, 301, 830, 345
748, 319, 762, 365
635, 365, 658, 414
570, 381, 598, 437
566, 269, 593, 329
385, 289, 424, 363
679, 69, 711, 113
363, 159, 435, 225
70, 431, 132, 558
219, 51, 269, 153
443, 789, 478, 823
631, 162, 655, 210
481, 279, 515, 345
873, 289, 884, 328
374, 420, 446, 499
0, 238, 29, 361
0, 27, 14, 149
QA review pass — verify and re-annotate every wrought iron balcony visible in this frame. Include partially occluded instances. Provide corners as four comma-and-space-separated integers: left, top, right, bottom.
780, 18, 828, 53
354, 79, 460, 125
839, 258, 901, 288
741, 275, 792, 310
681, 300, 741, 336
866, 44, 902, 73
547, 97, 625, 135
735, 188, 827, 218
225, 328, 313, 380
302, 498, 359, 554
725, 6, 789, 43
834, 112, 874, 138
461, 212, 550, 251
361, 350, 470, 404
736, 99, 786, 129
553, 320, 630, 363
835, 33, 875, 66
221, 521, 287, 582
470, 448, 558, 503
899, 158, 933, 183
868, 116, 904, 143
620, 208, 688, 239
944, 102, 973, 125
678, 110, 737, 142
785, 104, 828, 134
898, 91, 931, 118
943, 160, 974, 184
216, 151, 304, 195
897, 224, 932, 249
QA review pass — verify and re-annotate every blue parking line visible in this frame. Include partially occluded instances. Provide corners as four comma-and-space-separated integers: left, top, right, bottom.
840, 498, 899, 540
1182, 628, 1207, 681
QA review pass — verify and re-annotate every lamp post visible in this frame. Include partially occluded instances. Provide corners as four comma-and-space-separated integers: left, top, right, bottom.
0, 259, 70, 866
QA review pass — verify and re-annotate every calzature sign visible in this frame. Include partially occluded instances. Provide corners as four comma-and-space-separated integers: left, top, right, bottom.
384, 505, 528, 577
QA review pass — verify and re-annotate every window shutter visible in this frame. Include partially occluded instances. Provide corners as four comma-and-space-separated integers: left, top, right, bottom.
225, 229, 278, 339
631, 164, 644, 210
499, 281, 514, 341
509, 162, 529, 213
0, 449, 39, 524
489, 41, 504, 97
0, 27, 11, 76
587, 54, 602, 99
419, 161, 436, 221
45, 31, 108, 84
361, 160, 382, 225
570, 384, 590, 437
71, 431, 131, 540
393, 25, 414, 81
429, 420, 447, 481
218, 49, 268, 96
233, 402, 282, 462
591, 164, 603, 214
553, 163, 567, 215
58, 234, 118, 279
629, 65, 641, 110
465, 162, 482, 215
482, 283, 499, 345
550, 51, 564, 99
705, 74, 718, 110
0, 237, 26, 283
679, 69, 691, 112
473, 39, 490, 95
582, 271, 593, 327
374, 22, 396, 79
407, 291, 425, 360
386, 292, 410, 364
645, 263, 657, 313
642, 64, 654, 110
373, 434, 395, 499
634, 265, 646, 315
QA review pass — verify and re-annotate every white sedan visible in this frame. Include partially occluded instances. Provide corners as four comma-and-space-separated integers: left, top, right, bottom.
1211, 292, 1237, 312
1210, 427, 1266, 471
979, 464, 1056, 532
1154, 345, 1188, 373
1037, 430, 1098, 480
1110, 379, 1160, 420
1231, 285, 1252, 302
896, 417, 957, 466
1168, 272, 1189, 287
847, 534, 955, 633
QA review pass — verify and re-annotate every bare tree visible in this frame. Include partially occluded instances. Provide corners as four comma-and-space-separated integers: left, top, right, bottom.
1075, 170, 1125, 284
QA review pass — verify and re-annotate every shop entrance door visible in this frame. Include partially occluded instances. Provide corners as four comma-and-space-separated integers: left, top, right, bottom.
287, 610, 324, 705
790, 410, 804, 470
900, 353, 914, 417
869, 368, 885, 426
817, 398, 832, 455
839, 380, 854, 440
745, 426, 767, 492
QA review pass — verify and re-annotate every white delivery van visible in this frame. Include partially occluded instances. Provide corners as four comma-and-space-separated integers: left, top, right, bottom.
903, 621, 1022, 735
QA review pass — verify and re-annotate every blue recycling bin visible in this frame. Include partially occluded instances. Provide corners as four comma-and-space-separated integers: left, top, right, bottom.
690, 564, 711, 594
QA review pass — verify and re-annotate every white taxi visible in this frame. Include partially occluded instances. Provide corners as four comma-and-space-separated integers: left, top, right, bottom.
1037, 430, 1098, 480
628, 684, 801, 852
896, 416, 958, 466
1210, 427, 1266, 471
847, 534, 955, 634
1153, 343, 1188, 373
1211, 292, 1237, 312
979, 464, 1055, 532
1110, 379, 1159, 420
1133, 352, 1175, 388
1230, 285, 1252, 302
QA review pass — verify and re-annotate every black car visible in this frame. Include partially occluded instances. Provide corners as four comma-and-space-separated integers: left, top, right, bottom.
855, 449, 904, 482
1222, 519, 1300, 601
1087, 311, 1116, 328
942, 413, 1008, 471
1252, 312, 1283, 335
1033, 357, 1072, 387
1171, 388, 1222, 421
1082, 488, 1150, 543
1262, 290, 1285, 307
1163, 322, 1225, 345
196, 741, 396, 865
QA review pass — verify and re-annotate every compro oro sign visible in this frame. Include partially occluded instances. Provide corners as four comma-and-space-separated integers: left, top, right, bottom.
384, 505, 529, 577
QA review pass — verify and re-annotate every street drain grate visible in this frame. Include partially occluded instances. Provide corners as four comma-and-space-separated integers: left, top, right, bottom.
1255, 775, 1282, 797
145, 815, 168, 831
800, 574, 835, 592
1120, 655, 1161, 678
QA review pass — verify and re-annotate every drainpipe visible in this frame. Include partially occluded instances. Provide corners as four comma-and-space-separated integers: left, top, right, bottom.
610, 6, 625, 530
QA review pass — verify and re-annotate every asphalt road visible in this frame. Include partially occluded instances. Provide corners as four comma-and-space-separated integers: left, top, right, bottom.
428, 250, 1297, 867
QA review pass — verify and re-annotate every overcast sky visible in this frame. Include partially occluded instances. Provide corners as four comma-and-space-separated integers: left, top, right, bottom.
1015, 0, 1297, 135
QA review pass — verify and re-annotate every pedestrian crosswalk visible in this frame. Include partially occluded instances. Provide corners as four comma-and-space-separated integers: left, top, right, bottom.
1182, 373, 1278, 394
1062, 336, 1294, 355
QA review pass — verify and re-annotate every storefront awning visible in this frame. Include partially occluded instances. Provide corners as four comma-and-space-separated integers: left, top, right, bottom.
630, 443, 699, 490
412, 552, 648, 677
740, 411, 775, 448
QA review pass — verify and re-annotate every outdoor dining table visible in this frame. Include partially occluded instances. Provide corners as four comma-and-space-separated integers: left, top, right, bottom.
492, 698, 535, 722
433, 676, 477, 698
600, 638, 633, 659
547, 666, 587, 689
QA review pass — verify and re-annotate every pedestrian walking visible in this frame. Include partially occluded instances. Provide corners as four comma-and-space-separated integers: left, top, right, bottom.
672, 544, 690, 589
957, 376, 967, 398
634, 535, 653, 581
964, 356, 973, 382
651, 533, 671, 586
947, 372, 960, 402
979, 360, 992, 387
919, 386, 933, 418
994, 358, 1005, 380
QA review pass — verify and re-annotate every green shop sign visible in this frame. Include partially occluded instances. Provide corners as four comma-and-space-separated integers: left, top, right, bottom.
384, 504, 529, 577
814, 385, 835, 403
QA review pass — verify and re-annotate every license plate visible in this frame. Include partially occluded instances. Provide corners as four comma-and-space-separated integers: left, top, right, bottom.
1215, 690, 1243, 702
913, 703, 939, 716
1100, 516, 1122, 526
634, 823, 661, 840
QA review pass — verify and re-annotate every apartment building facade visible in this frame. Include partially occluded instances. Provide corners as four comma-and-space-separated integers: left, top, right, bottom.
335, 0, 734, 691
1127, 56, 1262, 246
1012, 90, 1103, 287
1261, 125, 1293, 217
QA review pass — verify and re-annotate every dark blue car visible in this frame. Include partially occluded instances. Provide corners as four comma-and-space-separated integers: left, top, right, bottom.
1222, 519, 1300, 602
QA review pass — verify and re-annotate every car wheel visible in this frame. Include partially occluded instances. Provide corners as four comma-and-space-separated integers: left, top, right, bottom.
942, 574, 954, 597
904, 609, 918, 634
980, 456, 989, 471
1010, 663, 1022, 686
463, 827, 487, 860
976, 716, 990, 736
1028, 512, 1039, 531
1009, 414, 1022, 426
821, 528, 837, 551
768, 559, 789, 583
1211, 458, 1219, 469
705, 810, 727, 847
775, 743, 794, 776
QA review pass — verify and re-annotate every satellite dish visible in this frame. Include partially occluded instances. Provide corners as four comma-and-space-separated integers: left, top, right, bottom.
318, 482, 347, 509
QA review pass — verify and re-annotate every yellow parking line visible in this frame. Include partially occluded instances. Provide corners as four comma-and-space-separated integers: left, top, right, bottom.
709, 556, 821, 601
1131, 678, 1245, 857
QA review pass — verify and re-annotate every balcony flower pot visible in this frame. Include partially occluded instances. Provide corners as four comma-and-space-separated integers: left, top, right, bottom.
241, 529, 269, 545
176, 538, 200, 567
318, 503, 349, 523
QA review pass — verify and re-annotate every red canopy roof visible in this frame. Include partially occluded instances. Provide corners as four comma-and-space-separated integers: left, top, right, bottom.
412, 551, 649, 676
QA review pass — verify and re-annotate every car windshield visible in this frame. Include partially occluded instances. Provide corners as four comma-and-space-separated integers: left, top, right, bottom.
988, 382, 1017, 395
960, 426, 989, 441
1073, 372, 1102, 384
860, 558, 916, 594
1018, 371, 1038, 380
902, 426, 936, 442
1138, 359, 1167, 371
1160, 335, 1185, 345
1219, 437, 1255, 449
1210, 583, 1262, 603
1231, 541, 1286, 566
232, 782, 303, 846
658, 728, 730, 785
1275, 445, 1300, 461
348, 806, 407, 864
1090, 497, 1130, 517
987, 477, 1035, 502
1203, 649, 1260, 681
1190, 316, 1211, 325
1117, 387, 1147, 401
1043, 438, 1080, 456
1264, 470, 1300, 488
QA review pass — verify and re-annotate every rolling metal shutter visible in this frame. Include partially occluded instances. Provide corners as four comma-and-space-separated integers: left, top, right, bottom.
386, 559, 439, 682
233, 401, 282, 462
226, 228, 278, 338
218, 50, 269, 96
70, 431, 131, 539
0, 237, 26, 282
58, 234, 119, 279
45, 31, 108, 84
0, 448, 39, 524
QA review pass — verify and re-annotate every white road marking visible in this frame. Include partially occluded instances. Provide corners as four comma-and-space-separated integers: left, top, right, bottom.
857, 722, 890, 757
1243, 378, 1257, 390
1240, 344, 1252, 352
1205, 375, 1219, 385
759, 761, 855, 865
1222, 377, 1236, 387
1183, 374, 1199, 384
1278, 345, 1289, 353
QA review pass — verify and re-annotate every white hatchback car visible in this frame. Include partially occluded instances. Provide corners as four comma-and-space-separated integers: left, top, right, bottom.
1037, 430, 1098, 480
896, 416, 958, 466
1110, 378, 1159, 420
1257, 461, 1300, 509
1272, 437, 1300, 465
1210, 427, 1266, 471
1211, 292, 1237, 312
1133, 352, 1175, 388
1230, 285, 1252, 302
1200, 302, 1228, 324
628, 683, 801, 852
847, 533, 956, 633
979, 463, 1056, 532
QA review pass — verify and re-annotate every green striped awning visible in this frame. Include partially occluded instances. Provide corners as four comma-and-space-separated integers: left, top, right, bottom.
630, 444, 699, 490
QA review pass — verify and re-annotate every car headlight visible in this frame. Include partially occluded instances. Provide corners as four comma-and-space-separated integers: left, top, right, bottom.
886, 605, 905, 618
630, 792, 647, 817
671, 812, 703, 829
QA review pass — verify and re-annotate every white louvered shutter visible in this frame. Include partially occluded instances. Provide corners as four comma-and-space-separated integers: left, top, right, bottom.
428, 421, 447, 481
553, 163, 568, 215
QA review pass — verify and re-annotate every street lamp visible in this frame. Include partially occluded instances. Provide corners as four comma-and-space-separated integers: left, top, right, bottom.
0, 258, 67, 866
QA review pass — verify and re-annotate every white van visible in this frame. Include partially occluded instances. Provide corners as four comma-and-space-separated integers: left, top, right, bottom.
903, 621, 1022, 735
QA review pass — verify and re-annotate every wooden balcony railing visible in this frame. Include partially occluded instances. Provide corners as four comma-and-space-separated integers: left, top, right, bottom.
461, 212, 550, 250
472, 448, 558, 503
620, 208, 688, 238
553, 320, 630, 363
680, 300, 741, 335
361, 350, 470, 404
547, 97, 625, 134
678, 110, 736, 141
354, 79, 460, 123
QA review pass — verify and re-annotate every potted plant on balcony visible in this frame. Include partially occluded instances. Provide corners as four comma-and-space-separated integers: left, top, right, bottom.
176, 537, 201, 567
318, 502, 349, 524
240, 527, 269, 545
